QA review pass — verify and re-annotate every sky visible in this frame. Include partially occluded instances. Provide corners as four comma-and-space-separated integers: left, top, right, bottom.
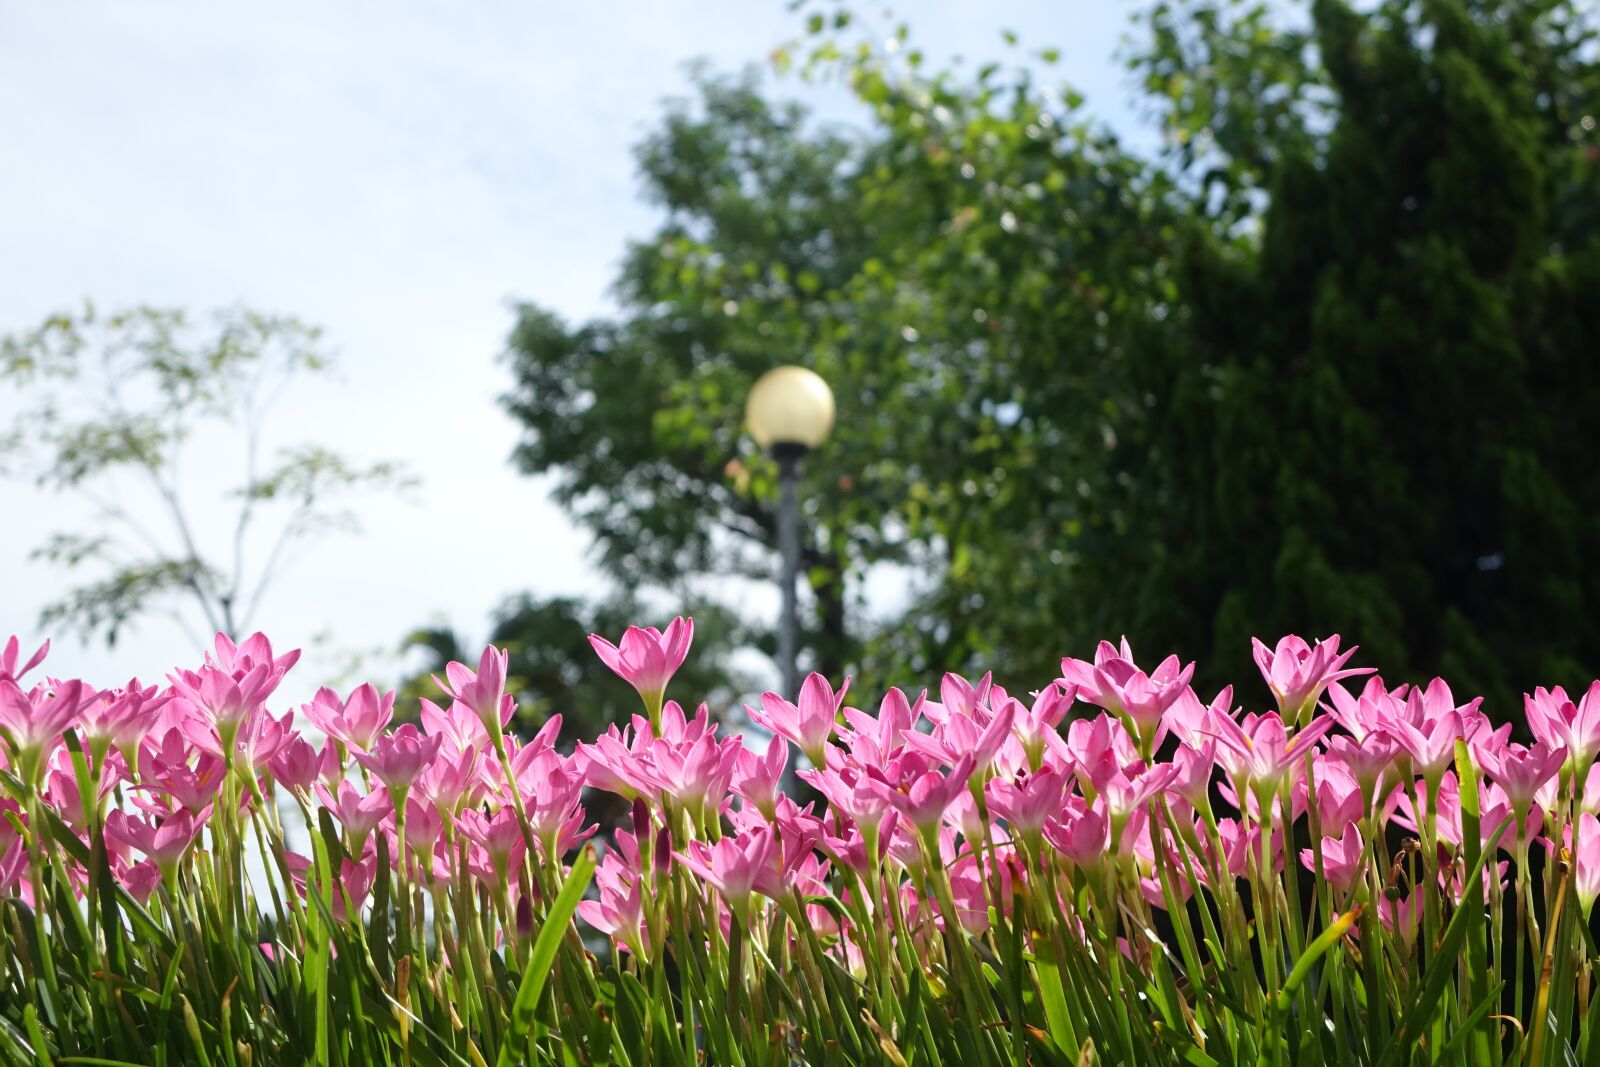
0, 1, 1142, 698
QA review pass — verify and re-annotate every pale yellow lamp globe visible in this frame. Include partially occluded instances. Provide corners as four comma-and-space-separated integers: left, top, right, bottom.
745, 366, 835, 450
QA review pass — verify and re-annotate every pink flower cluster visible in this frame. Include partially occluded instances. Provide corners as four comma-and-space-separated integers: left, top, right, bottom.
5, 623, 1600, 960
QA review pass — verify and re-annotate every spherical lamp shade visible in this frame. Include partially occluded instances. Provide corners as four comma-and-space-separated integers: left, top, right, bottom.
745, 366, 835, 450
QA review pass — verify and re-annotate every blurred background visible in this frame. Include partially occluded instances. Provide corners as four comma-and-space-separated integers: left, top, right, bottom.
2, 0, 1597, 731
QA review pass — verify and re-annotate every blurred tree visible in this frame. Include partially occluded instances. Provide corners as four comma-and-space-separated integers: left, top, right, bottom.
500, 74, 888, 686
396, 591, 754, 744
499, 65, 1185, 694
0, 305, 414, 646
494, 1, 1599, 717
1123, 0, 1600, 714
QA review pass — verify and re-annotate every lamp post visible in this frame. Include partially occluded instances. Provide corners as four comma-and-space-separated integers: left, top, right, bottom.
745, 366, 835, 697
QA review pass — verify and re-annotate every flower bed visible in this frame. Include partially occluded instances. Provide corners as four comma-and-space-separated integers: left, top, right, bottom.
0, 624, 1594, 1064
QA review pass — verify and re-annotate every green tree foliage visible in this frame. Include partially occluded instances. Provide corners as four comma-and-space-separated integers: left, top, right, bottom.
500, 75, 895, 683
1128, 0, 1600, 711
494, 0, 1600, 717
499, 63, 1186, 693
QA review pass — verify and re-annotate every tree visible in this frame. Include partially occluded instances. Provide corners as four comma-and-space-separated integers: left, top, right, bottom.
1122, 0, 1600, 713
500, 73, 889, 685
497, 1, 1600, 716
499, 64, 1184, 693
1, 304, 414, 646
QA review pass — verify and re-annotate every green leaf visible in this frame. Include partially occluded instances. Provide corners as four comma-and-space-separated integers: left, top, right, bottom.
22, 1006, 53, 1067
1434, 980, 1506, 1063
1374, 817, 1512, 1067
495, 848, 597, 1067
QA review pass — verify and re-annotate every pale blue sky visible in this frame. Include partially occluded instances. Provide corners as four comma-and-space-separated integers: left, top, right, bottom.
0, 2, 1145, 693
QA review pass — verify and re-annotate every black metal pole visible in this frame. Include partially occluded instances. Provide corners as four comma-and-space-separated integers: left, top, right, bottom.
773, 442, 806, 698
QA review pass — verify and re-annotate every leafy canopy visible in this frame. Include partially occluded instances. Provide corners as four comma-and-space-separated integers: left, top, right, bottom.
497, 0, 1600, 716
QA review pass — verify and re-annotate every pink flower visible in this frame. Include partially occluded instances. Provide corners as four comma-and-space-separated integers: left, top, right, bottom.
79, 680, 166, 766
514, 749, 595, 855
403, 797, 444, 857
643, 735, 742, 814
1042, 799, 1110, 868
1382, 706, 1473, 782
116, 859, 163, 904
1478, 740, 1564, 814
0, 678, 87, 785
1397, 678, 1486, 730
1379, 887, 1423, 945
841, 686, 923, 757
1061, 639, 1194, 747
432, 646, 515, 742
901, 700, 1018, 779
1300, 822, 1365, 894
1064, 713, 1139, 774
1251, 634, 1371, 720
578, 861, 650, 959
1166, 741, 1218, 809
653, 699, 713, 746
415, 743, 482, 813
1441, 860, 1510, 907
944, 852, 1010, 935
169, 634, 295, 744
1165, 685, 1235, 748
927, 672, 993, 724
1430, 778, 1532, 854
0, 636, 49, 681
588, 617, 693, 705
1001, 683, 1073, 769
942, 789, 985, 841
287, 853, 376, 923
184, 705, 292, 771
818, 820, 875, 875
1570, 813, 1600, 915
732, 735, 789, 819
458, 806, 526, 876
676, 827, 776, 917
206, 632, 300, 680
316, 780, 393, 847
142, 742, 226, 816
987, 766, 1068, 838
105, 807, 205, 872
43, 765, 116, 831
352, 725, 442, 799
0, 841, 31, 907
418, 697, 487, 753
1097, 760, 1179, 826
1306, 760, 1364, 834
1207, 817, 1265, 881
1526, 683, 1600, 773
746, 673, 848, 765
317, 740, 345, 788
1208, 710, 1332, 795
800, 760, 893, 831
1325, 677, 1409, 740
865, 753, 977, 832
267, 736, 321, 796
301, 683, 395, 752
1326, 733, 1399, 798
167, 663, 275, 739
